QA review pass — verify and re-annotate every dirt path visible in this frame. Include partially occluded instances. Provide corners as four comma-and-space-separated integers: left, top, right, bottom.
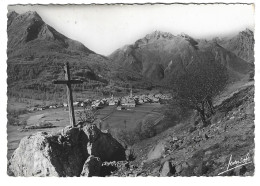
214, 80, 254, 107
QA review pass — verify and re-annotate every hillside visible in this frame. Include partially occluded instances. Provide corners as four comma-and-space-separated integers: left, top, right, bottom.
7, 11, 111, 100
107, 81, 255, 176
109, 31, 253, 82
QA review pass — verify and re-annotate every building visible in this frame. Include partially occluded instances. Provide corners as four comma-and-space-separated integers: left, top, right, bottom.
124, 102, 136, 107
109, 100, 116, 106
122, 98, 136, 107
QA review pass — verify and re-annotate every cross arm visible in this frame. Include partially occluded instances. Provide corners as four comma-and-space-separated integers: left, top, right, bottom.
69, 79, 84, 84
53, 79, 83, 85
53, 80, 68, 84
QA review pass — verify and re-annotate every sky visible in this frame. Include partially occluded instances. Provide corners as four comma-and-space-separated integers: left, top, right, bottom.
8, 4, 255, 56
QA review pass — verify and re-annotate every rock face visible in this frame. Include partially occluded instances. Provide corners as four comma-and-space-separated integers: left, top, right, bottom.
8, 125, 126, 177
80, 155, 102, 177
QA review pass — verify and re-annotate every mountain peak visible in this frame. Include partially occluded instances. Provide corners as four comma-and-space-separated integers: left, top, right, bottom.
240, 28, 254, 37
145, 30, 174, 40
7, 11, 19, 27
18, 11, 42, 22
22, 11, 40, 17
7, 10, 19, 18
8, 10, 94, 56
178, 32, 199, 48
133, 30, 175, 47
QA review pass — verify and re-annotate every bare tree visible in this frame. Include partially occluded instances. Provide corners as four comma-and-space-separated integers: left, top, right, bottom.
169, 59, 228, 126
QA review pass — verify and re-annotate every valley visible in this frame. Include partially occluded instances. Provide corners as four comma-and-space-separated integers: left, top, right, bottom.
7, 102, 164, 160
6, 9, 255, 177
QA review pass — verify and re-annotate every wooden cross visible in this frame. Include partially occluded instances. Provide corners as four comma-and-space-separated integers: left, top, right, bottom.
53, 62, 83, 127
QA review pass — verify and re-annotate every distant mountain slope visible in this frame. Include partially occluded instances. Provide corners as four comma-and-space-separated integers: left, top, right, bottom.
109, 31, 253, 82
7, 11, 111, 98
7, 11, 93, 58
216, 29, 254, 63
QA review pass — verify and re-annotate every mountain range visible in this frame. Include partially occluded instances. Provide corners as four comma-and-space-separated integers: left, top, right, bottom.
109, 30, 253, 82
7, 11, 254, 97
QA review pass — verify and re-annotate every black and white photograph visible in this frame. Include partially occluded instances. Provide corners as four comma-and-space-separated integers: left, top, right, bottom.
1, 0, 258, 181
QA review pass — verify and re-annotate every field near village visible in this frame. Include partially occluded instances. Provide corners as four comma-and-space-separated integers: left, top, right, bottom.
7, 101, 163, 159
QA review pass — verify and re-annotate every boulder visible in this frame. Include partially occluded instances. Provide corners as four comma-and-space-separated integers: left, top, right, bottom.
147, 140, 166, 161
181, 162, 189, 169
8, 127, 86, 177
204, 150, 212, 156
160, 161, 174, 177
172, 136, 178, 142
80, 156, 102, 177
175, 164, 182, 173
8, 124, 126, 177
234, 165, 247, 176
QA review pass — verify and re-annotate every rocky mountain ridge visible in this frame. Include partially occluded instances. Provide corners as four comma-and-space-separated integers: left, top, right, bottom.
109, 30, 253, 82
216, 29, 254, 63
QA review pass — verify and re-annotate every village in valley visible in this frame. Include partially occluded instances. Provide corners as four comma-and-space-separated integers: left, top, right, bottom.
27, 89, 172, 112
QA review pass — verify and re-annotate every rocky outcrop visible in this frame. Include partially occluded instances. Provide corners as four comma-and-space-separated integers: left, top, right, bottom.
8, 127, 85, 177
8, 124, 126, 177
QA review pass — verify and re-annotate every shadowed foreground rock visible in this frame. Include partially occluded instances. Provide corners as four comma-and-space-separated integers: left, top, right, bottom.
8, 124, 126, 177
81, 155, 102, 177
83, 124, 126, 162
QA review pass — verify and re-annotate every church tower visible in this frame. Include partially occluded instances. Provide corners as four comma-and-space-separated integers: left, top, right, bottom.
130, 88, 133, 98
